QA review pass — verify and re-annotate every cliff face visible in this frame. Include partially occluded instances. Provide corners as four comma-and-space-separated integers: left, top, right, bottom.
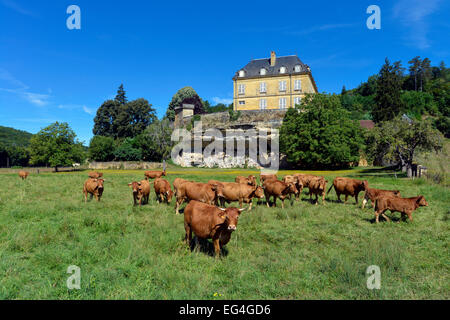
173, 110, 286, 169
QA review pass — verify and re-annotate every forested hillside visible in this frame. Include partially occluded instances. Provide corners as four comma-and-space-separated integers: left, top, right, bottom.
0, 126, 33, 147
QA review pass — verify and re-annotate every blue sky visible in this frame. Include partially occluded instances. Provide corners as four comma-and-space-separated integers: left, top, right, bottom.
0, 0, 449, 145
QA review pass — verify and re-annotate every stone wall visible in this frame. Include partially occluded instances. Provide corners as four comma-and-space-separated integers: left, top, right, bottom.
89, 161, 163, 170
173, 110, 286, 168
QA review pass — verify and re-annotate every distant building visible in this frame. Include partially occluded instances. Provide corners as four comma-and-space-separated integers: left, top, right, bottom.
359, 120, 375, 130
233, 51, 318, 111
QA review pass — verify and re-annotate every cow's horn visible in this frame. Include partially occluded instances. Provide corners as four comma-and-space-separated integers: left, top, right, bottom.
219, 208, 226, 211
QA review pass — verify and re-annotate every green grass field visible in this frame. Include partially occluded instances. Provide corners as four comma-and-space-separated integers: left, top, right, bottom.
0, 167, 448, 299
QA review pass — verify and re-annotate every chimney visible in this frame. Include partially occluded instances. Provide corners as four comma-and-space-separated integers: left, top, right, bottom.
270, 51, 276, 66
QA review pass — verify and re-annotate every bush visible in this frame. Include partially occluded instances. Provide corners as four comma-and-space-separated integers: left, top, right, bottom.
88, 136, 115, 161
113, 138, 142, 161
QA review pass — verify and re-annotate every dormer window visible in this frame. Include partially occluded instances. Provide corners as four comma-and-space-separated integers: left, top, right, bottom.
260, 68, 267, 76
294, 65, 301, 72
239, 70, 245, 77
279, 66, 286, 74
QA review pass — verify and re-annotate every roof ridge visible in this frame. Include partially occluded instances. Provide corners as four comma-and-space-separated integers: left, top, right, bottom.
252, 55, 298, 61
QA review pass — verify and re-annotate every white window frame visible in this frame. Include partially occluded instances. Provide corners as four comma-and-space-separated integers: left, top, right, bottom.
238, 84, 245, 95
260, 68, 267, 75
294, 65, 301, 72
260, 82, 266, 93
294, 79, 302, 91
239, 70, 245, 77
259, 99, 267, 110
239, 100, 245, 105
280, 66, 286, 74
294, 97, 301, 106
279, 80, 286, 92
279, 98, 287, 109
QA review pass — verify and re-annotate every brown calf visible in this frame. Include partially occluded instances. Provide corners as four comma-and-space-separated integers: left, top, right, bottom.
18, 170, 29, 180
184, 200, 244, 257
263, 179, 298, 209
327, 177, 366, 204
128, 180, 151, 206
293, 174, 318, 199
83, 178, 105, 202
308, 177, 328, 205
374, 195, 428, 223
154, 178, 174, 204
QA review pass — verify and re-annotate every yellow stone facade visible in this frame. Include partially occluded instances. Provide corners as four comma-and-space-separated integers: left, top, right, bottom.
233, 52, 318, 111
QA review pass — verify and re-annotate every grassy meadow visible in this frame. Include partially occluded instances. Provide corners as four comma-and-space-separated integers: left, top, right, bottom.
0, 167, 448, 299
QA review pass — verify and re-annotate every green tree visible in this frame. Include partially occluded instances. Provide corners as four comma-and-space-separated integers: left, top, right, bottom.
400, 91, 438, 118
114, 98, 157, 138
88, 136, 115, 161
372, 58, 404, 122
113, 138, 142, 161
165, 87, 205, 121
280, 94, 364, 168
408, 56, 421, 91
115, 84, 128, 105
135, 118, 173, 161
29, 122, 85, 171
365, 118, 443, 177
93, 99, 120, 137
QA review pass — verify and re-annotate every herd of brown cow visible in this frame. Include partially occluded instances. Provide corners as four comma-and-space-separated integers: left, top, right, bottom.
18, 169, 429, 257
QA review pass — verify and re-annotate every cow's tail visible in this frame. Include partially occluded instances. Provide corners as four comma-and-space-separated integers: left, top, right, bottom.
326, 184, 334, 196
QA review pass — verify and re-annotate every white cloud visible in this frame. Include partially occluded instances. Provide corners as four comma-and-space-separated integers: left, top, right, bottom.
83, 106, 95, 115
287, 23, 356, 36
0, 68, 51, 106
393, 0, 442, 49
211, 97, 233, 105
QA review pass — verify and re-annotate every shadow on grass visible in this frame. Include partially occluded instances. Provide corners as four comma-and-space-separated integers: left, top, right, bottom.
189, 236, 229, 258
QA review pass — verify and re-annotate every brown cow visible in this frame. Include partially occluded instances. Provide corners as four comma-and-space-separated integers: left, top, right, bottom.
128, 180, 151, 206
327, 177, 366, 204
18, 171, 29, 180
235, 175, 257, 186
282, 175, 302, 201
184, 200, 244, 257
145, 170, 166, 180
88, 171, 103, 179
154, 178, 174, 204
175, 181, 224, 214
293, 174, 318, 199
83, 178, 105, 202
308, 177, 328, 205
209, 180, 264, 211
362, 181, 401, 209
374, 195, 428, 223
259, 174, 278, 185
263, 179, 298, 208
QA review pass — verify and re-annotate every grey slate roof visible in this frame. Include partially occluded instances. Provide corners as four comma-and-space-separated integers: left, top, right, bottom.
233, 55, 310, 79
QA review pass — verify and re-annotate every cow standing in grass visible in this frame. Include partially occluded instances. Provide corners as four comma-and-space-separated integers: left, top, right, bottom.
263, 179, 298, 208
83, 178, 105, 202
308, 177, 328, 205
154, 178, 174, 204
18, 171, 29, 180
184, 200, 244, 257
145, 170, 166, 180
327, 177, 366, 204
208, 180, 264, 211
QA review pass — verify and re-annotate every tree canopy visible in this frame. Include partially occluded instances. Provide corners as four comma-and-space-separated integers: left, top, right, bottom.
29, 122, 85, 170
280, 94, 364, 168
165, 86, 205, 121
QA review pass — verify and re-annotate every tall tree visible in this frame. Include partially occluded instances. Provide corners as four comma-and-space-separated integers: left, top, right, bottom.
114, 98, 157, 138
280, 94, 364, 168
29, 122, 85, 171
93, 99, 120, 137
165, 86, 205, 121
372, 58, 404, 122
419, 58, 432, 91
408, 56, 421, 91
115, 84, 128, 105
